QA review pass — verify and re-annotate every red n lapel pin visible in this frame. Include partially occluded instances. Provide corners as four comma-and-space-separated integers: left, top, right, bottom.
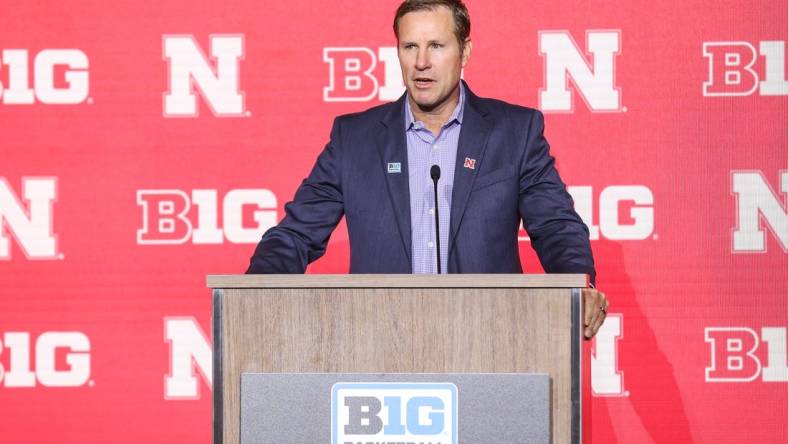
463, 157, 476, 170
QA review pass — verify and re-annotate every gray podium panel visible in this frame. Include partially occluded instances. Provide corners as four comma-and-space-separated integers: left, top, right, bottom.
240, 373, 550, 444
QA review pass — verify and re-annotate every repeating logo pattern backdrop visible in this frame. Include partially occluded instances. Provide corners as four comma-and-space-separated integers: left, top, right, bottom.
1, 1, 785, 442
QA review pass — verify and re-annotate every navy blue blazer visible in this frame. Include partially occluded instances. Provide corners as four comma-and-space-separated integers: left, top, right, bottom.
247, 82, 595, 283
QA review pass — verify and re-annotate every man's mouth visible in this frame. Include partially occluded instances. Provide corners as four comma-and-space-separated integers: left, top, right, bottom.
413, 77, 434, 87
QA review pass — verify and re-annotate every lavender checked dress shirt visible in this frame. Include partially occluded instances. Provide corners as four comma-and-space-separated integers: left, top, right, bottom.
405, 84, 465, 274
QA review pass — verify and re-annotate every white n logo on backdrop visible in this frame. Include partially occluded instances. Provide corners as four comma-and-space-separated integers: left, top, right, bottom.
732, 170, 788, 253
592, 314, 626, 396
163, 35, 246, 117
164, 318, 212, 399
539, 30, 622, 113
0, 177, 59, 260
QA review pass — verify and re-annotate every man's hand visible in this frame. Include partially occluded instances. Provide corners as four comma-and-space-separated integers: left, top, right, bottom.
583, 288, 608, 339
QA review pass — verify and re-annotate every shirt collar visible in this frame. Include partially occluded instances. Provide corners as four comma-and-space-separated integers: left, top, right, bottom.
405, 82, 466, 131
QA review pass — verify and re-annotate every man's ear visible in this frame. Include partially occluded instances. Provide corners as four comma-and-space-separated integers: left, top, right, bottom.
462, 38, 472, 67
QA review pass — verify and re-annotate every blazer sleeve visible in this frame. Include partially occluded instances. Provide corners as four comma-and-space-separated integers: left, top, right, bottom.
246, 118, 345, 273
517, 110, 596, 285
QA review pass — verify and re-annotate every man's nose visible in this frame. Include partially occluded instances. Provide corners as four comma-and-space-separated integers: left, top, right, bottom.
415, 48, 430, 70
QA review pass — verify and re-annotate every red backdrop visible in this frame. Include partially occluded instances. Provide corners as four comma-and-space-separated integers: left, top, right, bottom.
1, 1, 786, 442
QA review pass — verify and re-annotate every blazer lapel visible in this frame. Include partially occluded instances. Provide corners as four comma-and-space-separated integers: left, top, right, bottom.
449, 86, 493, 257
377, 95, 413, 267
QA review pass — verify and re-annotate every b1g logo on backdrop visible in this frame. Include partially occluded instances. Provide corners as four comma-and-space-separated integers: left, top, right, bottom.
162, 34, 247, 117
539, 30, 623, 113
0, 177, 59, 260
137, 188, 277, 245
332, 382, 457, 444
520, 185, 655, 241
0, 49, 89, 105
570, 185, 654, 241
703, 40, 787, 96
705, 327, 788, 382
323, 47, 405, 102
0, 332, 91, 388
731, 170, 787, 253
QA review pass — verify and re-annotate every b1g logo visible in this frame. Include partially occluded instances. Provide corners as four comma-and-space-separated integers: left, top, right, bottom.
520, 185, 655, 242
539, 30, 623, 113
0, 332, 91, 388
705, 327, 788, 382
332, 382, 457, 444
0, 177, 59, 260
570, 185, 654, 241
703, 41, 787, 96
137, 188, 277, 245
0, 49, 89, 105
323, 47, 405, 102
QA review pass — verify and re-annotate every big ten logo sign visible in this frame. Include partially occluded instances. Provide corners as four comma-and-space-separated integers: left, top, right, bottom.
136, 188, 277, 245
539, 30, 623, 113
705, 327, 788, 382
0, 332, 91, 388
323, 47, 405, 102
519, 185, 655, 242
732, 171, 787, 253
332, 383, 457, 444
0, 49, 89, 105
162, 34, 247, 117
591, 314, 626, 396
0, 177, 59, 260
703, 41, 787, 96
164, 317, 211, 400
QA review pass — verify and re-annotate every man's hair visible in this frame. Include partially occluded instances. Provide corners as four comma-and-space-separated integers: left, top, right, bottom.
393, 0, 471, 50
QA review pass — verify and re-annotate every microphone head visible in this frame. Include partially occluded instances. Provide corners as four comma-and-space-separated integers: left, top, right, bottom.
430, 165, 441, 181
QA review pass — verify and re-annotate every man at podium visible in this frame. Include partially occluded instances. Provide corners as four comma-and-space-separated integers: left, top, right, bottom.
247, 0, 608, 338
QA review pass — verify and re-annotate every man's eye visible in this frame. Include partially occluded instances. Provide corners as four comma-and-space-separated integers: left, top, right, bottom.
430, 43, 443, 48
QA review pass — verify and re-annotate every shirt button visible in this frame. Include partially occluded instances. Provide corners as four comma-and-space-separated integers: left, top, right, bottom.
432, 144, 438, 150
428, 208, 435, 215
428, 241, 434, 248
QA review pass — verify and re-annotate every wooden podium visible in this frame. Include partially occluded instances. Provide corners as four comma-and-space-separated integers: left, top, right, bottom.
208, 274, 590, 443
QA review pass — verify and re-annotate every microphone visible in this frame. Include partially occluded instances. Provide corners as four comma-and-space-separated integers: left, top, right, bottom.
430, 165, 442, 274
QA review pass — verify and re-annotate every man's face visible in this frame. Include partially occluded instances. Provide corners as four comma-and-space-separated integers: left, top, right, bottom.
397, 6, 471, 113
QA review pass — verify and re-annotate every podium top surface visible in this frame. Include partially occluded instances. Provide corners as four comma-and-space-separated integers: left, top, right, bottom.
207, 274, 588, 289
